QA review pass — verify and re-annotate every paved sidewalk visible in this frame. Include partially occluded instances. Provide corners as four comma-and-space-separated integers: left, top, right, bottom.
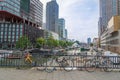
0, 68, 120, 80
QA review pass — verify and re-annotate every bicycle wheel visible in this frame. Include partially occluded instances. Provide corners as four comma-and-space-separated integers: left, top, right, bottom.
36, 65, 45, 71
36, 55, 46, 71
63, 59, 74, 71
103, 60, 113, 72
77, 58, 87, 71
45, 58, 55, 73
85, 60, 96, 72
36, 63, 46, 71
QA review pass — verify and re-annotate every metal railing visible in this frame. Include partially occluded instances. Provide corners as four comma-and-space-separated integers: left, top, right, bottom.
0, 52, 120, 69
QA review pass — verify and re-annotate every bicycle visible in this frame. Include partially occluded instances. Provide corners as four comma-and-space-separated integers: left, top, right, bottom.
45, 54, 74, 73
36, 54, 48, 71
85, 55, 113, 72
73, 53, 88, 71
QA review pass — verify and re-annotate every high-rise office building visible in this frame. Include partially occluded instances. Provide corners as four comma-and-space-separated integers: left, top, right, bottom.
0, 0, 43, 49
87, 38, 91, 45
30, 0, 43, 26
65, 29, 68, 40
46, 0, 59, 33
98, 0, 120, 36
58, 18, 65, 40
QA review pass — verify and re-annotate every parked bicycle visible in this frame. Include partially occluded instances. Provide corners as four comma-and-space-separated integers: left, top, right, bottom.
85, 55, 113, 72
36, 54, 48, 71
45, 54, 74, 73
73, 53, 88, 71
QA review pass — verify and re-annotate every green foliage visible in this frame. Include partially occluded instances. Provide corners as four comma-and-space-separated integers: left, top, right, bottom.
46, 36, 55, 48
66, 41, 74, 46
58, 40, 73, 48
59, 40, 65, 47
36, 36, 59, 48
16, 36, 31, 49
36, 37, 45, 48
53, 40, 59, 47
35, 35, 74, 49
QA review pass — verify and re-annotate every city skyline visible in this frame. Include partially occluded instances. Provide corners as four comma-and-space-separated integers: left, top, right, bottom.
41, 0, 99, 42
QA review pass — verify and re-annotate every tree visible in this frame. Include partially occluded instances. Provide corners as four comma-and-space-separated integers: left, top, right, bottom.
36, 37, 45, 48
16, 36, 31, 50
53, 40, 59, 47
59, 40, 68, 48
64, 41, 73, 47
46, 36, 54, 48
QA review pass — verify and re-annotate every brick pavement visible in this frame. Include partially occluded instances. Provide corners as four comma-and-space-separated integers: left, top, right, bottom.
0, 68, 120, 80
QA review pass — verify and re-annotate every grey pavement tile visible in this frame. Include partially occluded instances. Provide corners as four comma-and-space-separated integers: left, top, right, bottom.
0, 68, 120, 80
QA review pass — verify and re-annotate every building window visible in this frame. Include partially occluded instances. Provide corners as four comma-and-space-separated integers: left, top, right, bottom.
1, 24, 4, 27
12, 36, 15, 39
16, 29, 19, 32
8, 36, 11, 38
12, 39, 14, 42
0, 39, 2, 42
12, 32, 15, 35
4, 38, 7, 41
8, 38, 11, 42
1, 28, 3, 31
4, 32, 7, 35
16, 32, 19, 35
1, 32, 3, 35
1, 36, 3, 38
8, 32, 11, 35
20, 24, 22, 28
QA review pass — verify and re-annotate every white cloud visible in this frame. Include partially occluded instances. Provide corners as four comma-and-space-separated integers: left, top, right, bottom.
40, 0, 99, 42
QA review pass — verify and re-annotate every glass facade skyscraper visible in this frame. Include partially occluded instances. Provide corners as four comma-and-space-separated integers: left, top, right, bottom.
0, 0, 43, 25
0, 0, 43, 49
0, 0, 20, 16
58, 18, 65, 40
46, 0, 59, 34
30, 0, 43, 26
65, 29, 68, 40
87, 38, 91, 45
20, 0, 43, 25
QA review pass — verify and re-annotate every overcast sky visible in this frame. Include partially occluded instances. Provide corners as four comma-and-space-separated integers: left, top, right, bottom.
40, 0, 99, 42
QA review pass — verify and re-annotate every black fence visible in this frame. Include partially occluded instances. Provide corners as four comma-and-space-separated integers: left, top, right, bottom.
0, 52, 120, 69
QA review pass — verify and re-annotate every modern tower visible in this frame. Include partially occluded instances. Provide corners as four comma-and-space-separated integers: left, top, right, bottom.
58, 18, 65, 40
46, 0, 59, 33
87, 38, 91, 45
65, 29, 68, 40
30, 0, 43, 26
